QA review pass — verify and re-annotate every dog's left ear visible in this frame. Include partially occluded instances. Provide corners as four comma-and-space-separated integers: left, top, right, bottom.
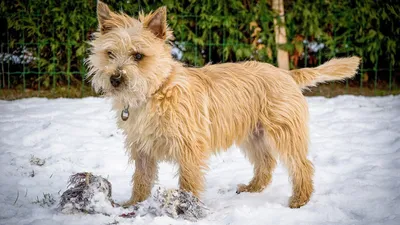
143, 6, 168, 40
97, 1, 113, 34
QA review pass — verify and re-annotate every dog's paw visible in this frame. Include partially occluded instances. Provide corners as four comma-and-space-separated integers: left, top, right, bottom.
288, 196, 308, 208
236, 183, 249, 194
121, 199, 137, 208
236, 183, 266, 194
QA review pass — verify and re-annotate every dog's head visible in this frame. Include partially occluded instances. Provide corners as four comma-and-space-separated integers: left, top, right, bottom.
86, 1, 174, 107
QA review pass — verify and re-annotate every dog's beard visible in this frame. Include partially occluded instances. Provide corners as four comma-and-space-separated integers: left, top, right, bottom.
91, 72, 149, 108
112, 77, 148, 108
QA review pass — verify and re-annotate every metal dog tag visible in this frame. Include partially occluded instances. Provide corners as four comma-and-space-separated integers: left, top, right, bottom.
121, 106, 129, 121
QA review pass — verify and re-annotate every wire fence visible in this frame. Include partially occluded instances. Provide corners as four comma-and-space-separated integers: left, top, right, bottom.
0, 35, 88, 98
0, 28, 90, 98
1, 3, 399, 99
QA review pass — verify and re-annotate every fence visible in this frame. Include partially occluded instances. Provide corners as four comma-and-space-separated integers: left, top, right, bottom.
1, 1, 399, 99
0, 27, 90, 98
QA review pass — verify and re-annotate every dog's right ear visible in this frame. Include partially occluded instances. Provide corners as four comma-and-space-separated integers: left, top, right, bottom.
142, 6, 169, 40
97, 1, 113, 34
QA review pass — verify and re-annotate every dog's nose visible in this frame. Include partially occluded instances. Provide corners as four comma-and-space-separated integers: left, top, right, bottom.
110, 75, 121, 87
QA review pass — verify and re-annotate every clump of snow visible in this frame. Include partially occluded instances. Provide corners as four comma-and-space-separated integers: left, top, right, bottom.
136, 187, 208, 221
303, 39, 325, 52
171, 46, 183, 60
59, 172, 113, 215
0, 47, 36, 64
58, 172, 207, 221
29, 155, 46, 166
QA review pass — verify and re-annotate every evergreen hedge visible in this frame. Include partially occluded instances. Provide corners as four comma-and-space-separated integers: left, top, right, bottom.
0, 0, 399, 90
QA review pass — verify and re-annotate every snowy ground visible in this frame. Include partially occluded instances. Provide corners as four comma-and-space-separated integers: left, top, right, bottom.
0, 95, 399, 225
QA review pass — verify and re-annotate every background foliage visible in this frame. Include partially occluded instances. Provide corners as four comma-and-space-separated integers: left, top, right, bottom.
1, 0, 399, 96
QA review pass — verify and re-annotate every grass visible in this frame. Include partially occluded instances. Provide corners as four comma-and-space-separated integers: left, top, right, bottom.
0, 83, 399, 100
32, 193, 56, 207
0, 86, 96, 100
304, 83, 400, 97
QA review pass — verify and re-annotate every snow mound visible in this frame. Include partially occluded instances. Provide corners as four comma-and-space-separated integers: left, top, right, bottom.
138, 187, 208, 221
59, 172, 113, 214
58, 172, 207, 221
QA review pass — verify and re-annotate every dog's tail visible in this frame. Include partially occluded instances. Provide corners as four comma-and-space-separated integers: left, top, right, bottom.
289, 56, 361, 89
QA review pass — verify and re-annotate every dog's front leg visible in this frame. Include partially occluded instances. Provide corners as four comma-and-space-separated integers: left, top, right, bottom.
178, 144, 208, 197
123, 153, 158, 207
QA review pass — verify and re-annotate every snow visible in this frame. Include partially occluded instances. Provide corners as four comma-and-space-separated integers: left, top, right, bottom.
0, 95, 399, 225
0, 47, 36, 64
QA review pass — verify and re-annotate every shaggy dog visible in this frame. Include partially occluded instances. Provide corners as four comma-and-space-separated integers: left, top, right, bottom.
87, 1, 360, 208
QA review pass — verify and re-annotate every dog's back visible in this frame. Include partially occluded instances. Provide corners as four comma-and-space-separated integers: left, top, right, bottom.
184, 62, 306, 152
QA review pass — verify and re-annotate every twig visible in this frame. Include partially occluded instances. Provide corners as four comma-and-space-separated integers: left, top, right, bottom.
13, 191, 19, 205
1, 44, 5, 88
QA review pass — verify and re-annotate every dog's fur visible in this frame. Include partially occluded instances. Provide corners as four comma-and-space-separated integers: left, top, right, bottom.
87, 2, 361, 208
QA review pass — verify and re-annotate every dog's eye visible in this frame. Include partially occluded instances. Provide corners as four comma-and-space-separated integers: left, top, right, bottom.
134, 53, 143, 61
107, 51, 115, 59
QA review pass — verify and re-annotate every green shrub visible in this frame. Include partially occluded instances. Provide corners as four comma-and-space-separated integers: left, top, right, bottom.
0, 0, 399, 90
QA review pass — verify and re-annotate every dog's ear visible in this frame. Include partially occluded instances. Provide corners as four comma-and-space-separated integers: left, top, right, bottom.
143, 6, 168, 40
97, 1, 113, 34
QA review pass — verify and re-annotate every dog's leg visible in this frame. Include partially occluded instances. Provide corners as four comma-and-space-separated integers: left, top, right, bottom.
237, 127, 277, 193
284, 157, 314, 208
269, 124, 314, 208
123, 153, 158, 207
178, 145, 208, 197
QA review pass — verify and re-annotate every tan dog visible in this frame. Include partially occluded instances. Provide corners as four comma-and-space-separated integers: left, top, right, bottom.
87, 1, 360, 208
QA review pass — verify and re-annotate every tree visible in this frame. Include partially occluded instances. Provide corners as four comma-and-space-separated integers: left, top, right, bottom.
272, 0, 289, 70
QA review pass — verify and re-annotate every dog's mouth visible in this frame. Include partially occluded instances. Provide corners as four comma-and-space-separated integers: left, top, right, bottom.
96, 84, 125, 97
102, 76, 128, 95
107, 85, 126, 95
97, 87, 105, 95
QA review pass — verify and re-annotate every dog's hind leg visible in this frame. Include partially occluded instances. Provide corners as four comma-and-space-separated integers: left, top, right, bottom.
283, 155, 314, 208
237, 124, 277, 193
268, 121, 314, 208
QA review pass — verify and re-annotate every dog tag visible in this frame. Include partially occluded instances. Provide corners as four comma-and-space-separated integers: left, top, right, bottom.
121, 107, 129, 121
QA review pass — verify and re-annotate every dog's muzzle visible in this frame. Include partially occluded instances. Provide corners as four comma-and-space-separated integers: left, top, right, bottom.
110, 74, 122, 87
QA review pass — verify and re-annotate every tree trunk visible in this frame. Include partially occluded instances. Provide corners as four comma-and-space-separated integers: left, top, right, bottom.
272, 0, 289, 70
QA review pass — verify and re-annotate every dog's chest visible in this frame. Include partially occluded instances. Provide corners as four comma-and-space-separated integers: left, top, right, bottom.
114, 102, 178, 160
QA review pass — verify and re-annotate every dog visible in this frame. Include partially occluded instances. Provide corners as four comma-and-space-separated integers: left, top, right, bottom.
87, 1, 360, 208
